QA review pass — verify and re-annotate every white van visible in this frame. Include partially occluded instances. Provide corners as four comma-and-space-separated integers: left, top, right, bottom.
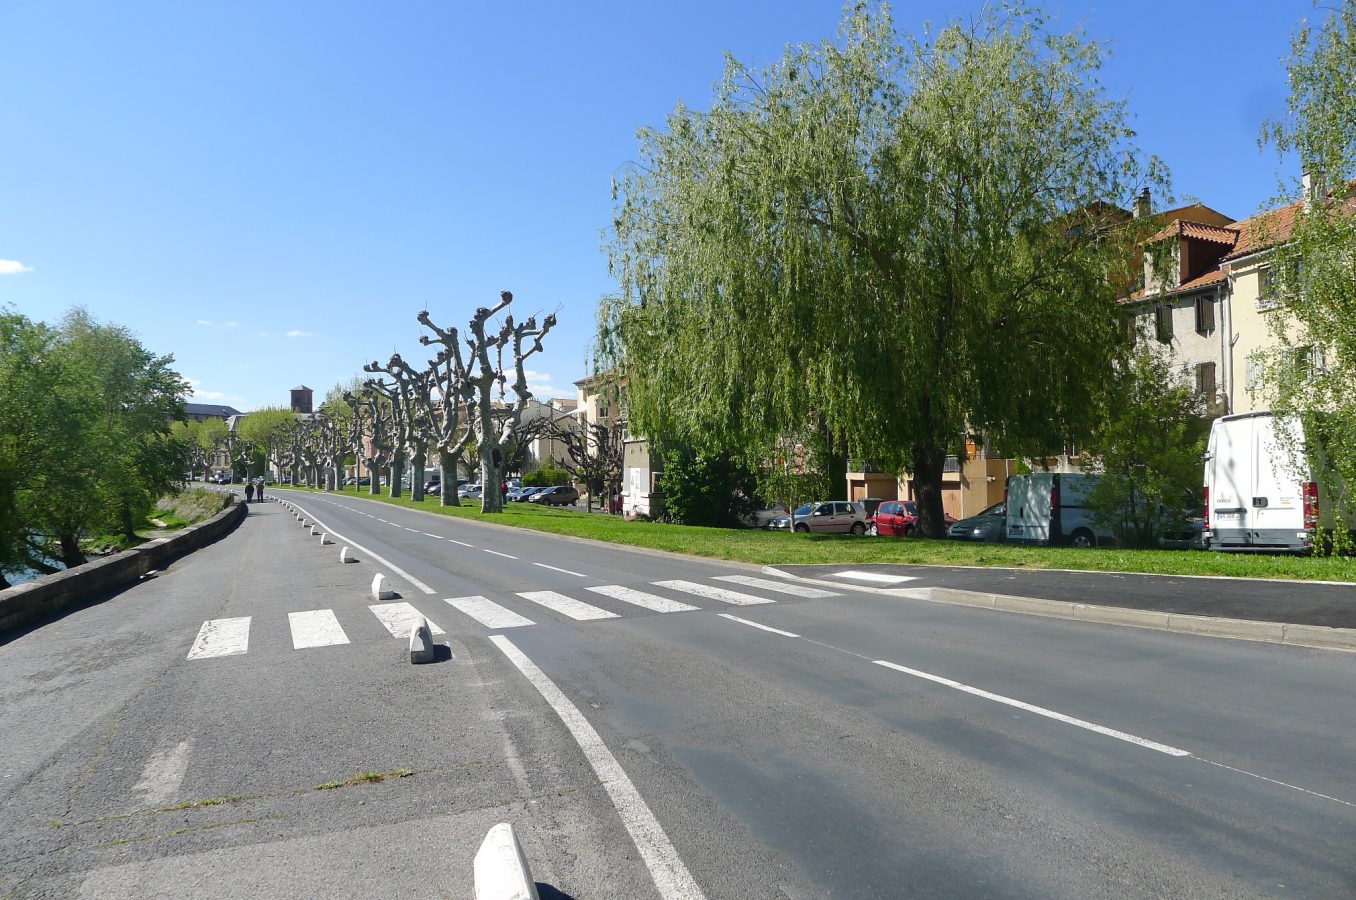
1005, 472, 1113, 547
1202, 411, 1335, 552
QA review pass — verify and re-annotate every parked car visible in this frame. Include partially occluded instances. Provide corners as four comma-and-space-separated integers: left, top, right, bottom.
740, 503, 789, 528
768, 501, 868, 535
1005, 472, 1114, 547
424, 481, 442, 495
1159, 516, 1206, 550
528, 485, 579, 506
872, 500, 956, 537
516, 486, 547, 502
947, 502, 1006, 542
458, 483, 483, 499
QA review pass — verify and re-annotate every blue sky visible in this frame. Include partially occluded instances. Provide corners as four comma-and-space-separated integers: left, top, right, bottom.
0, 1, 1312, 411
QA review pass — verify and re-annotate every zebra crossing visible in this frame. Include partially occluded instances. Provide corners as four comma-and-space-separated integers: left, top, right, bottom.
185, 575, 843, 660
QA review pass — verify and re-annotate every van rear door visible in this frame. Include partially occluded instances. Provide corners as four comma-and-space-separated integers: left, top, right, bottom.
1209, 416, 1251, 532
1252, 416, 1304, 533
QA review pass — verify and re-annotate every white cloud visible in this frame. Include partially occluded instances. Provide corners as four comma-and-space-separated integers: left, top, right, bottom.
195, 319, 238, 328
523, 369, 562, 397
0, 259, 33, 275
285, 329, 313, 338
185, 377, 247, 406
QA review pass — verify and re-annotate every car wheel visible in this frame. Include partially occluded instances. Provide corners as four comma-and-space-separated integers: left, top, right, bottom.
850, 522, 866, 536
794, 523, 810, 533
1071, 528, 1097, 548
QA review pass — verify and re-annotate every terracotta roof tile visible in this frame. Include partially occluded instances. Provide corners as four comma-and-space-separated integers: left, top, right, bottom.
1222, 201, 1303, 261
1146, 219, 1239, 245
1177, 269, 1228, 291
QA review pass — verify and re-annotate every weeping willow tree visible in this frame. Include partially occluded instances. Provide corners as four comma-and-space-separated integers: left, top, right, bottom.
604, 3, 1167, 535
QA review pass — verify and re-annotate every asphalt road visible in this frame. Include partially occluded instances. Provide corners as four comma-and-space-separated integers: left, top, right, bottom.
1, 490, 1353, 898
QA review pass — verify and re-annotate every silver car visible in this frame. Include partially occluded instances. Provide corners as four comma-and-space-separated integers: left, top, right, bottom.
768, 501, 868, 535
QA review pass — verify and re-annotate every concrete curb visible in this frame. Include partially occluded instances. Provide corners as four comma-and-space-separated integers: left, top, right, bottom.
762, 566, 1356, 654
473, 822, 538, 900
0, 500, 247, 635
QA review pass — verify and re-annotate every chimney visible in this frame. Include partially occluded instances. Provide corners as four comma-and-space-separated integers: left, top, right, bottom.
1302, 168, 1325, 212
1133, 187, 1151, 219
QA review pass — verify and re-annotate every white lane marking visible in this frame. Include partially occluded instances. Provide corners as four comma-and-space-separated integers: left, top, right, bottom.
447, 538, 474, 548
718, 614, 800, 637
489, 635, 706, 899
369, 602, 445, 637
447, 596, 535, 629
376, 518, 389, 523
484, 549, 519, 560
422, 532, 441, 538
288, 610, 350, 649
587, 585, 698, 613
873, 660, 1191, 757
1195, 757, 1356, 809
518, 590, 620, 621
289, 501, 436, 595
533, 562, 586, 577
834, 570, 917, 584
133, 739, 191, 807
187, 617, 251, 659
652, 580, 774, 606
714, 575, 841, 598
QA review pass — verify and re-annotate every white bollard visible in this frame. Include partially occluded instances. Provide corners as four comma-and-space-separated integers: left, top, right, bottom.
371, 573, 394, 601
320, 533, 332, 545
473, 822, 539, 900
339, 546, 355, 563
409, 618, 435, 664
310, 525, 320, 535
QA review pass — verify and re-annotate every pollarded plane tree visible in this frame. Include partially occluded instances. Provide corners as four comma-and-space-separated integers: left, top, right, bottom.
375, 353, 436, 502
548, 413, 624, 512
361, 372, 410, 498
418, 291, 555, 513
416, 310, 477, 508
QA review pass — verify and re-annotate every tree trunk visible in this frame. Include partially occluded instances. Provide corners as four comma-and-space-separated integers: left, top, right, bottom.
440, 456, 458, 507
120, 501, 136, 543
58, 533, 84, 568
479, 442, 502, 513
410, 448, 425, 502
390, 452, 404, 498
910, 443, 948, 538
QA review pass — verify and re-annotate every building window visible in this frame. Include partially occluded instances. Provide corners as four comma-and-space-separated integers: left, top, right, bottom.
1244, 353, 1262, 392
1195, 362, 1217, 400
1194, 295, 1215, 334
1256, 267, 1276, 310
1155, 303, 1173, 343
1293, 345, 1324, 379
596, 398, 610, 420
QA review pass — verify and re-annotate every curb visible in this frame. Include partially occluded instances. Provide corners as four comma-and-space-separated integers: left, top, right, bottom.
762, 566, 1356, 654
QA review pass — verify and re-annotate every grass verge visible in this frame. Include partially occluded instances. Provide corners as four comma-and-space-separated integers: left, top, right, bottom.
281, 485, 1356, 582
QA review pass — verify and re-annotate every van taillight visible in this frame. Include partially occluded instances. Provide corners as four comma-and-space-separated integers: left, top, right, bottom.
1303, 482, 1319, 529
1202, 486, 1210, 523
1050, 484, 1059, 509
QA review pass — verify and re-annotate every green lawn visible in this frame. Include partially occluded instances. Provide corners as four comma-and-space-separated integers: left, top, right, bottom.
280, 485, 1356, 582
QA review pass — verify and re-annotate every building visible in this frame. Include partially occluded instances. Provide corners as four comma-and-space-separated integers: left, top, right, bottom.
182, 402, 242, 422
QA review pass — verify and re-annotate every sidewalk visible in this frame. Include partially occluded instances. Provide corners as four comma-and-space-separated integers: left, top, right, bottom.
775, 563, 1356, 629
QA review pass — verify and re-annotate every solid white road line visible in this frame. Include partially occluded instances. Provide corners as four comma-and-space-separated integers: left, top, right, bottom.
447, 538, 474, 547
446, 596, 535, 629
133, 739, 191, 807
653, 580, 775, 606
714, 574, 841, 598
533, 562, 586, 577
835, 570, 917, 584
873, 660, 1191, 757
288, 609, 350, 649
718, 613, 800, 637
369, 602, 446, 637
518, 590, 620, 621
587, 585, 698, 613
490, 635, 706, 900
484, 549, 519, 559
288, 501, 436, 595
187, 617, 251, 659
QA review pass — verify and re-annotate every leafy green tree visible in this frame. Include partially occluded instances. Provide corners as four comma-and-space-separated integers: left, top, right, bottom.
1083, 348, 1206, 548
1260, 1, 1356, 551
656, 447, 755, 527
238, 407, 295, 482
522, 465, 570, 488
604, 4, 1165, 536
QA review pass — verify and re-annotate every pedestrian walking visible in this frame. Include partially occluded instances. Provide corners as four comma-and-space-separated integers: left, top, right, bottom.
256, 480, 264, 500
244, 482, 255, 502
501, 480, 509, 504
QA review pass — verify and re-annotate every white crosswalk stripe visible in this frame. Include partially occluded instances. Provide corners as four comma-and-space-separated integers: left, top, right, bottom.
652, 580, 775, 606
369, 602, 446, 637
712, 575, 840, 598
446, 596, 535, 629
187, 617, 251, 659
587, 585, 698, 613
288, 609, 350, 649
518, 590, 620, 621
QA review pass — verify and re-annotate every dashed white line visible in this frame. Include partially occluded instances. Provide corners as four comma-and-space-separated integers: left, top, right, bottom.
484, 549, 518, 560
287, 501, 436, 595
718, 613, 800, 637
873, 660, 1191, 756
533, 562, 586, 577
422, 532, 441, 538
490, 635, 706, 899
447, 538, 474, 548
835, 570, 917, 584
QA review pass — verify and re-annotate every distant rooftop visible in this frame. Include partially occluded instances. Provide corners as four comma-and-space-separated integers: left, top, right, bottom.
291, 384, 312, 392
183, 402, 243, 418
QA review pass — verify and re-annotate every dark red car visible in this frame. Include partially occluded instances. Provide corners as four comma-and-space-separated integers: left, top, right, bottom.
871, 500, 955, 536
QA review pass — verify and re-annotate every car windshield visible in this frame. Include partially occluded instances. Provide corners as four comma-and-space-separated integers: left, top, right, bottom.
903, 502, 917, 515
792, 504, 814, 517
984, 503, 1006, 516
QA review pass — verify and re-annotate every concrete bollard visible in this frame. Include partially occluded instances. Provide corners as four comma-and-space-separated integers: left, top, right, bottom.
371, 573, 394, 601
310, 525, 320, 535
409, 618, 435, 664
473, 822, 539, 900
339, 546, 355, 563
320, 533, 333, 545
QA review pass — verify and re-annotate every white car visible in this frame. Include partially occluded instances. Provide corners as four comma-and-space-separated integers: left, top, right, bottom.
740, 503, 789, 528
457, 483, 483, 499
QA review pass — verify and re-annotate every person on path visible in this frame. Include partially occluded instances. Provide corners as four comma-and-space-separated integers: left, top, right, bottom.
244, 482, 255, 503
256, 480, 264, 500
501, 480, 509, 504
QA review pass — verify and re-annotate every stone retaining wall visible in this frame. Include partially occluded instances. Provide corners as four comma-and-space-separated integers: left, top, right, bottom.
0, 500, 247, 634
